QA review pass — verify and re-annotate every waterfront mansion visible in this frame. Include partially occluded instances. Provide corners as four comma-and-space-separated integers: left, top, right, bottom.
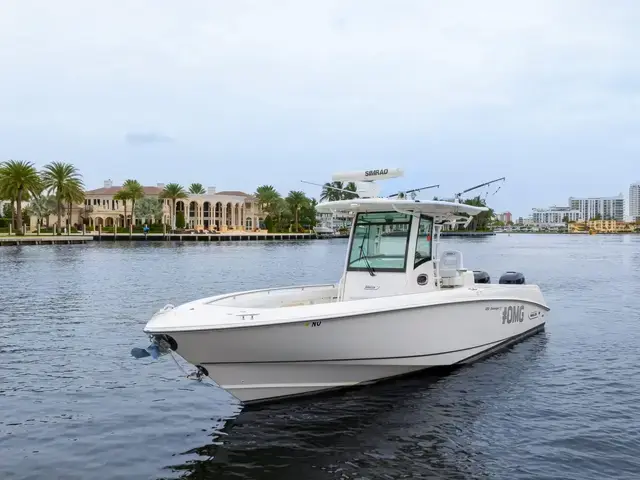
31, 180, 266, 232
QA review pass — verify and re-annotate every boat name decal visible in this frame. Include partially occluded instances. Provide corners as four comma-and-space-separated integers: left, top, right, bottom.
304, 321, 322, 327
502, 305, 525, 324
364, 169, 389, 177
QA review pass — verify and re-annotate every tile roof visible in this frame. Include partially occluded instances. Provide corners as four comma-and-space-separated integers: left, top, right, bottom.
216, 190, 250, 197
85, 186, 163, 195
84, 186, 256, 200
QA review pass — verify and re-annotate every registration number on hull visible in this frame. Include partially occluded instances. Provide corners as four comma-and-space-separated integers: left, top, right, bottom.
502, 305, 524, 324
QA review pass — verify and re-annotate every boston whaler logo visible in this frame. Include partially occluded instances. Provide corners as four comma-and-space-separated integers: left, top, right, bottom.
365, 169, 389, 177
364, 285, 380, 290
528, 310, 540, 320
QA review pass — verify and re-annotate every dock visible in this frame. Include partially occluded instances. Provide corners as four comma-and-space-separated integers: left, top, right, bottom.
0, 235, 94, 246
92, 232, 316, 242
0, 233, 319, 245
0, 231, 494, 246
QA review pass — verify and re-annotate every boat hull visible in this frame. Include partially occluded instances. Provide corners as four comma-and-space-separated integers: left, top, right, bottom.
150, 294, 548, 404
199, 324, 543, 404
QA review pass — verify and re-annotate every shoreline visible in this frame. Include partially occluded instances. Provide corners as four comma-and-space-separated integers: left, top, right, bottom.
3, 230, 636, 246
0, 232, 328, 246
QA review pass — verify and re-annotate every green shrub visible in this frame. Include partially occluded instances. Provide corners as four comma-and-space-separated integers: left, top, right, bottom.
175, 212, 186, 229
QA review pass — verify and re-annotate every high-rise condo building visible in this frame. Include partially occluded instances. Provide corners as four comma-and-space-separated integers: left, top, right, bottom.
629, 182, 640, 221
532, 206, 582, 224
568, 195, 625, 221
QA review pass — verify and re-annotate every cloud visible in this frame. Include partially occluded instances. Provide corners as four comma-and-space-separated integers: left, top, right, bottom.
0, 0, 638, 215
124, 132, 173, 146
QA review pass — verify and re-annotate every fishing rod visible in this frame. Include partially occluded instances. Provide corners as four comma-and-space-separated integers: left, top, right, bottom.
453, 177, 505, 201
301, 180, 440, 199
388, 184, 440, 198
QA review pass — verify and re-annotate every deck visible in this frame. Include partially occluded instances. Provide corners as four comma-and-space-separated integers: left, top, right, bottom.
0, 235, 94, 246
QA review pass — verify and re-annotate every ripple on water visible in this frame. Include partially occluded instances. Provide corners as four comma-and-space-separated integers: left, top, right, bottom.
1, 237, 640, 480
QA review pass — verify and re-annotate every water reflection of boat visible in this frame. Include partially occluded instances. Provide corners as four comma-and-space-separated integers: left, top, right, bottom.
164, 334, 550, 479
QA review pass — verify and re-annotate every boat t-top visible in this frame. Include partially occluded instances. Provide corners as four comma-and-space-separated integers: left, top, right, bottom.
136, 168, 550, 406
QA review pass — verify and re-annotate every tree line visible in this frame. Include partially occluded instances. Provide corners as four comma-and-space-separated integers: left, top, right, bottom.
431, 195, 495, 231
0, 160, 84, 235
2, 162, 495, 234
0, 160, 493, 234
0, 161, 346, 234
250, 181, 359, 232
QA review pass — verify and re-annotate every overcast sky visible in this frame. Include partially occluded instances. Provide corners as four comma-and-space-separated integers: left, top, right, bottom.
1, 0, 638, 216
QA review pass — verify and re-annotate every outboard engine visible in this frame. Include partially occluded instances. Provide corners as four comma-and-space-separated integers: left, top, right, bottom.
473, 270, 491, 284
499, 271, 525, 284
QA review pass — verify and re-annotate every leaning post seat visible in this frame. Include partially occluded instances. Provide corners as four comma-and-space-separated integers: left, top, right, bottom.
438, 250, 466, 287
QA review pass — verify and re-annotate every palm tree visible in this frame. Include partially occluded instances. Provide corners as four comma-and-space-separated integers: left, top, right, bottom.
30, 194, 56, 227
122, 179, 144, 226
462, 196, 494, 231
113, 189, 131, 227
189, 183, 206, 194
65, 186, 85, 231
304, 197, 318, 228
1, 172, 38, 231
286, 190, 309, 231
0, 160, 42, 234
320, 181, 342, 202
0, 177, 15, 228
160, 183, 187, 229
255, 185, 281, 216
40, 162, 84, 232
273, 197, 290, 230
320, 181, 357, 202
343, 182, 357, 199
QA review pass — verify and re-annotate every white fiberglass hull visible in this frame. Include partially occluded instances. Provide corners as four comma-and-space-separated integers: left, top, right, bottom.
144, 285, 549, 405
185, 324, 542, 404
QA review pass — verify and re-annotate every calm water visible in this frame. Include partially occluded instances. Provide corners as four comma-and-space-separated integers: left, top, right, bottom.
1, 235, 640, 480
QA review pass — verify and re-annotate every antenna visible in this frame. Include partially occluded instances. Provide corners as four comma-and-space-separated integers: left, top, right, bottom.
302, 168, 403, 199
454, 177, 505, 202
331, 168, 403, 183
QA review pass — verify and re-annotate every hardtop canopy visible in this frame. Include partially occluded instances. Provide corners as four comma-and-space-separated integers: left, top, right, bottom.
315, 197, 487, 218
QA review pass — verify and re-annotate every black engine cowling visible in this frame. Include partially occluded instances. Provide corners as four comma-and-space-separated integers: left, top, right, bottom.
498, 271, 525, 284
473, 270, 491, 284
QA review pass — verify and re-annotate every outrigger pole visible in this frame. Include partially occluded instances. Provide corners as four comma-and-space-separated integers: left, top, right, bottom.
388, 184, 440, 198
301, 180, 440, 199
453, 177, 505, 202
300, 180, 358, 196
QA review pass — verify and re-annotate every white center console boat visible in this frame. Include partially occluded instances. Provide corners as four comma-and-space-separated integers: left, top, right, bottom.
137, 168, 550, 405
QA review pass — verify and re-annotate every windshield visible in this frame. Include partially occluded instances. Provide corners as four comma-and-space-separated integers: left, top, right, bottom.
347, 211, 412, 273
